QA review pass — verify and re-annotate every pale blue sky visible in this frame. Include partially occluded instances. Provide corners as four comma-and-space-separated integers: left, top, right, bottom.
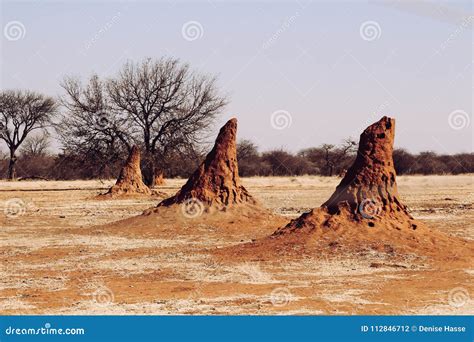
1, 0, 472, 154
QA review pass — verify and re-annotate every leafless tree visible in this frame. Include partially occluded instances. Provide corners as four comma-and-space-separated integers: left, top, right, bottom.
320, 144, 336, 176
107, 57, 227, 185
0, 90, 57, 179
20, 133, 50, 157
237, 139, 259, 160
299, 138, 357, 176
59, 57, 227, 185
322, 139, 357, 176
59, 74, 131, 147
58, 74, 130, 176
237, 139, 266, 176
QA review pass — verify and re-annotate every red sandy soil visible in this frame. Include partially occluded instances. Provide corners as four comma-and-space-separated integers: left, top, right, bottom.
0, 176, 472, 315
0, 117, 472, 315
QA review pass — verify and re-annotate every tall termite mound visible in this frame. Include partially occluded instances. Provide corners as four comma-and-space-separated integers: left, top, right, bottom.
324, 116, 404, 214
218, 116, 472, 260
100, 146, 152, 198
154, 169, 165, 186
274, 116, 420, 235
158, 118, 257, 210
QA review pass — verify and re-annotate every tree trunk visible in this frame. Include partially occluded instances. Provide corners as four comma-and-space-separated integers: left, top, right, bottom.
141, 153, 156, 187
8, 153, 17, 180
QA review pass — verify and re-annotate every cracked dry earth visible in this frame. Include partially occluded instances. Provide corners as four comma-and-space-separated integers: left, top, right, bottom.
0, 175, 473, 315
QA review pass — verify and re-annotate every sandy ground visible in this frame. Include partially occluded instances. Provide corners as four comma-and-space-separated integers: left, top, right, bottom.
0, 175, 473, 315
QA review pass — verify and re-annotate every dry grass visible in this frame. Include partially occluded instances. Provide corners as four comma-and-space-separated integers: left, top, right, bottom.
0, 175, 472, 315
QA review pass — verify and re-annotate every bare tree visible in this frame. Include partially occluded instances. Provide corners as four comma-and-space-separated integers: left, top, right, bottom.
320, 144, 336, 176
237, 139, 259, 161
330, 138, 357, 176
0, 90, 57, 179
58, 74, 130, 176
20, 133, 50, 157
299, 138, 357, 176
58, 57, 227, 185
107, 57, 227, 185
237, 139, 265, 176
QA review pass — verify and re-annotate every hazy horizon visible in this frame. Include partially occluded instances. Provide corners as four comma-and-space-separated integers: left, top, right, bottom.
1, 0, 472, 154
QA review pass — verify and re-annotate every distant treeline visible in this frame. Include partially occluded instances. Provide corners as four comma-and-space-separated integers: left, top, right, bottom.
1, 137, 472, 180
236, 140, 473, 177
2, 58, 471, 183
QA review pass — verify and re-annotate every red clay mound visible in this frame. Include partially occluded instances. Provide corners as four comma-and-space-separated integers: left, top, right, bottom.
221, 117, 473, 261
275, 116, 416, 234
107, 118, 283, 239
98, 146, 159, 198
156, 118, 259, 213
